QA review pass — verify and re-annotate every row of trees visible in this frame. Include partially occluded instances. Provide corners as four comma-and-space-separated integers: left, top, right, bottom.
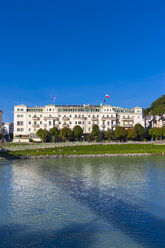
36, 125, 83, 142
36, 124, 152, 143
149, 126, 165, 140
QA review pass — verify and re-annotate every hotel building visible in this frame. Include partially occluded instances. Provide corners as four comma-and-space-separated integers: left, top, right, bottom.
14, 104, 144, 142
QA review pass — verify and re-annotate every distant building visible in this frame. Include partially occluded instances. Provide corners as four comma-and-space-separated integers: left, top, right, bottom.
145, 115, 165, 130
2, 122, 14, 135
0, 110, 2, 133
14, 104, 144, 142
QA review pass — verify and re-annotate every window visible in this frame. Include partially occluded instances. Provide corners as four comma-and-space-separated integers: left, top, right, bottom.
40, 115, 42, 117
75, 121, 77, 124
29, 128, 31, 131
49, 121, 51, 125
78, 121, 81, 124
17, 121, 23, 126
17, 128, 24, 132
88, 121, 91, 124
40, 121, 42, 124
29, 121, 31, 124
29, 115, 31, 117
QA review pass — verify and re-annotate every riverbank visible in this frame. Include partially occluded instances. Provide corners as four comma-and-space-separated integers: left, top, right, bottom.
0, 144, 165, 160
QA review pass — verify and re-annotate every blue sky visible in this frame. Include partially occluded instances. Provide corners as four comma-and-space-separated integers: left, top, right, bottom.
0, 0, 165, 122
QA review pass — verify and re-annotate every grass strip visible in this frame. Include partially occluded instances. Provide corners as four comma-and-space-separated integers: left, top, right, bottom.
0, 144, 165, 159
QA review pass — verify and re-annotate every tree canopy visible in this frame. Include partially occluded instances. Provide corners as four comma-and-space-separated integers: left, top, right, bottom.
36, 129, 52, 142
114, 126, 127, 141
60, 127, 73, 141
49, 127, 59, 142
91, 125, 101, 141
134, 124, 145, 140
105, 128, 114, 141
127, 128, 137, 140
149, 127, 162, 140
144, 95, 165, 116
73, 125, 83, 141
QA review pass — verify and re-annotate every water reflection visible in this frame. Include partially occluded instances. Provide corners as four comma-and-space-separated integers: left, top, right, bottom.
0, 156, 165, 247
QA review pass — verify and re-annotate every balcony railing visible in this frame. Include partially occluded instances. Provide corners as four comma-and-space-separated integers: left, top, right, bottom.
32, 117, 40, 120
122, 117, 133, 120
62, 124, 69, 127
91, 117, 98, 121
44, 117, 58, 121
101, 117, 116, 121
32, 124, 40, 128
74, 117, 86, 120
62, 117, 69, 121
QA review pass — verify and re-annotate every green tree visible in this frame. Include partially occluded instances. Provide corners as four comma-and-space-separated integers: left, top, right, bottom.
36, 129, 52, 142
149, 127, 162, 140
60, 127, 73, 141
162, 126, 165, 139
36, 128, 44, 139
49, 127, 59, 142
134, 124, 145, 140
144, 95, 165, 116
105, 128, 114, 141
73, 125, 83, 141
114, 126, 127, 141
91, 124, 101, 142
127, 128, 138, 140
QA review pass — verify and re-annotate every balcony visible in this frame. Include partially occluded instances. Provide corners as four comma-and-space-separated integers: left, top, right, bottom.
44, 117, 58, 121
91, 117, 98, 121
32, 124, 40, 128
32, 116, 40, 120
62, 117, 69, 121
74, 117, 86, 120
62, 124, 69, 127
102, 117, 116, 121
122, 117, 133, 121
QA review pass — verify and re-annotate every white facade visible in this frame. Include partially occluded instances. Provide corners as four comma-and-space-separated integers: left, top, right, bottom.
0, 110, 2, 133
14, 104, 144, 141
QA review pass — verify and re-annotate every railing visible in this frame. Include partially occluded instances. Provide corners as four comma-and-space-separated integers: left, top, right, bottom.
32, 117, 40, 120
32, 124, 40, 128
62, 124, 69, 127
44, 117, 58, 121
62, 117, 69, 121
101, 117, 116, 121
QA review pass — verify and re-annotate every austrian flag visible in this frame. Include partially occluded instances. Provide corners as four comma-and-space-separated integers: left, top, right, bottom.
106, 94, 110, 98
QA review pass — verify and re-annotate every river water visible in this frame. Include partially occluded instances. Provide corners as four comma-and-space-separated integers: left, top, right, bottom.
0, 156, 165, 248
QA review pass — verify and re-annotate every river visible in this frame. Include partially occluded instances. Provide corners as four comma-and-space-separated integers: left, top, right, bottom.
0, 156, 165, 247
